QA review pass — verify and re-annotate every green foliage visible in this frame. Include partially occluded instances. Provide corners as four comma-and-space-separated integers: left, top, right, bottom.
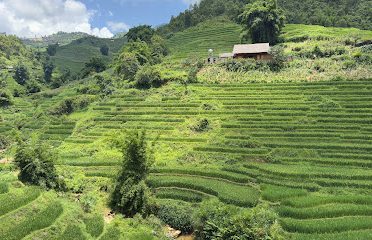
100, 44, 109, 56
191, 118, 210, 132
278, 0, 372, 30
84, 214, 104, 237
134, 65, 165, 89
81, 193, 98, 213
0, 90, 14, 107
110, 131, 154, 217
81, 57, 106, 78
0, 187, 41, 216
47, 44, 58, 56
49, 95, 95, 115
157, 201, 194, 233
59, 224, 86, 240
269, 45, 287, 71
194, 199, 284, 240
13, 64, 30, 85
124, 41, 153, 65
115, 52, 140, 81
14, 141, 66, 191
0, 183, 8, 194
127, 25, 155, 43
95, 75, 114, 96
43, 61, 55, 83
25, 79, 42, 94
240, 0, 285, 44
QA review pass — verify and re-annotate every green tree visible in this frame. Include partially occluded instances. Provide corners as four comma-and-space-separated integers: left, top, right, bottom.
134, 65, 164, 89
13, 64, 30, 85
124, 41, 152, 65
126, 25, 155, 44
114, 52, 140, 81
100, 45, 109, 56
81, 57, 106, 78
0, 90, 13, 107
43, 61, 55, 83
110, 131, 154, 217
240, 0, 285, 44
47, 44, 58, 56
14, 141, 66, 191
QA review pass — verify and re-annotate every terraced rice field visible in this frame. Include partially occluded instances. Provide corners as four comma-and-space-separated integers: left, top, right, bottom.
59, 79, 372, 239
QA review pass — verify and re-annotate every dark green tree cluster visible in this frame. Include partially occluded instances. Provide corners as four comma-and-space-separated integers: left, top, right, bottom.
126, 25, 155, 43
43, 61, 55, 83
13, 64, 30, 85
110, 131, 154, 217
47, 43, 58, 56
14, 141, 66, 191
240, 0, 285, 44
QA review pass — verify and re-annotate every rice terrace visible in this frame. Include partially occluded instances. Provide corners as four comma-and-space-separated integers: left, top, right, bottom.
0, 0, 371, 239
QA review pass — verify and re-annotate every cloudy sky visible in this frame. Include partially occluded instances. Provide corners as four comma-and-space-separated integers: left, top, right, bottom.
0, 0, 200, 38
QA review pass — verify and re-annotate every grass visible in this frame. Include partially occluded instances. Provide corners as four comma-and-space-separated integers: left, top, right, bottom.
0, 187, 41, 217
84, 214, 104, 238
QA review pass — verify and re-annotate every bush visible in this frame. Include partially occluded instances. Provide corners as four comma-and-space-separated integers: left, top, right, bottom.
115, 52, 140, 81
84, 214, 104, 237
49, 96, 95, 115
0, 90, 13, 107
13, 64, 29, 85
25, 80, 42, 94
191, 119, 210, 132
134, 66, 165, 89
157, 201, 194, 234
194, 199, 284, 240
14, 141, 66, 191
187, 67, 199, 83
269, 45, 287, 71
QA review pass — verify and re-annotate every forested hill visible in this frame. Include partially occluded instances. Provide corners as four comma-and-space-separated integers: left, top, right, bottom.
158, 0, 371, 36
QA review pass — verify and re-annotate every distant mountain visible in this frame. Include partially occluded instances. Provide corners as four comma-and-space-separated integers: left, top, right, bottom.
22, 32, 91, 48
50, 35, 127, 75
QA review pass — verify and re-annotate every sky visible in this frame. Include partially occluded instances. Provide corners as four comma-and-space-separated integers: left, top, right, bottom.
0, 0, 200, 38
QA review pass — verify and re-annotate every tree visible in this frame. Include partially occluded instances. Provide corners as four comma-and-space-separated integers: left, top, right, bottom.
114, 52, 140, 81
13, 64, 30, 85
240, 0, 285, 44
110, 131, 154, 217
95, 75, 114, 96
25, 79, 42, 94
43, 61, 55, 83
134, 65, 164, 89
0, 90, 13, 107
126, 25, 155, 44
124, 41, 152, 65
81, 57, 106, 78
100, 45, 109, 56
14, 141, 66, 191
47, 44, 58, 56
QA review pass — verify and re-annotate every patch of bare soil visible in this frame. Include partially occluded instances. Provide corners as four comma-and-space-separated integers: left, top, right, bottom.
0, 158, 10, 164
104, 208, 115, 223
177, 235, 194, 240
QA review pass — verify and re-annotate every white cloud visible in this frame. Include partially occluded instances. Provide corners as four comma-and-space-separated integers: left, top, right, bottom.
0, 0, 114, 38
107, 21, 130, 32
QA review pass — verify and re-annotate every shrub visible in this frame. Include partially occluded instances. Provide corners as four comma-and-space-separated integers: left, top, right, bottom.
191, 119, 210, 132
115, 52, 140, 81
81, 57, 106, 78
0, 90, 13, 107
13, 64, 29, 85
14, 141, 66, 191
25, 79, 42, 94
269, 45, 287, 71
134, 66, 165, 89
81, 193, 97, 213
49, 96, 95, 115
157, 201, 194, 234
194, 199, 284, 240
187, 67, 199, 83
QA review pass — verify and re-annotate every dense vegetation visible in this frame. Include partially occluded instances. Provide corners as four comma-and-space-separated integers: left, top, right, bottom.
0, 1, 371, 239
158, 0, 371, 37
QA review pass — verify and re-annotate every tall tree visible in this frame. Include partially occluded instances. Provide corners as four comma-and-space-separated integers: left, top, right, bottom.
43, 61, 55, 83
13, 64, 30, 85
110, 131, 154, 217
240, 0, 285, 44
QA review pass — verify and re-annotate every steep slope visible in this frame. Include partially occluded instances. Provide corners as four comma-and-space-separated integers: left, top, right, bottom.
22, 32, 90, 48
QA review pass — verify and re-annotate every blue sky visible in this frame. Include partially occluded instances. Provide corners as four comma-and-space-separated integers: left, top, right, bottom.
83, 0, 195, 30
0, 0, 199, 38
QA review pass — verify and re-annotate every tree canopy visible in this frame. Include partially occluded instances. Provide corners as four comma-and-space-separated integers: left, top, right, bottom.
126, 25, 155, 43
240, 0, 285, 44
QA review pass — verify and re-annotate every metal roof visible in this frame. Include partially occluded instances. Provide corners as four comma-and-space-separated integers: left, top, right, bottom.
233, 43, 270, 54
219, 53, 234, 58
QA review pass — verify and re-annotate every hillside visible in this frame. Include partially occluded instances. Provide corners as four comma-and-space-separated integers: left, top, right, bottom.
22, 32, 90, 49
50, 36, 127, 74
158, 0, 371, 36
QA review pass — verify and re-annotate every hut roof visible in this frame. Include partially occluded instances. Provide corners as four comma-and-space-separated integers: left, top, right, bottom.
233, 43, 270, 54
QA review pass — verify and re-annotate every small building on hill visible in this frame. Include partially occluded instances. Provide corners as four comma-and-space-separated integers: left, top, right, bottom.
219, 53, 234, 61
233, 43, 272, 60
